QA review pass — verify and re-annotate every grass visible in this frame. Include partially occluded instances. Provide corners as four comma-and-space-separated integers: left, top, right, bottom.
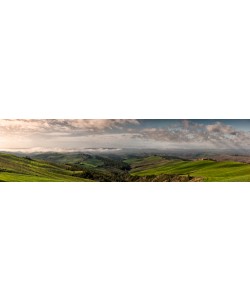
129, 156, 250, 182
0, 153, 91, 182
2, 152, 250, 182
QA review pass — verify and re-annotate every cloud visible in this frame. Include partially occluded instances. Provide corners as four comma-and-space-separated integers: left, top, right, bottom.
206, 122, 237, 135
1, 119, 250, 150
0, 147, 123, 153
137, 128, 189, 143
135, 121, 250, 148
68, 119, 140, 131
182, 120, 190, 129
0, 119, 140, 134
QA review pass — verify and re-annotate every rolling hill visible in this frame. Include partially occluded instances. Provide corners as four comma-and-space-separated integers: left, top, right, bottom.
0, 153, 91, 182
1, 152, 250, 182
128, 155, 250, 182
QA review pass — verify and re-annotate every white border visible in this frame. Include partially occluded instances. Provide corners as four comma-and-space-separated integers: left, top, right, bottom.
1, 0, 250, 299
1, 184, 250, 300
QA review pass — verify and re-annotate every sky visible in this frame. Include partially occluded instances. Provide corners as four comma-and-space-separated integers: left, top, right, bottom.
0, 119, 250, 152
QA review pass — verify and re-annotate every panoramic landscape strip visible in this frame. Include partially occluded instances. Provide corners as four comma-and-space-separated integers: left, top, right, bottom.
1, 119, 250, 182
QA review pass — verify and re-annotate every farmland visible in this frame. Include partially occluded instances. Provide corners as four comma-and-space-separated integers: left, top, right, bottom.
127, 155, 250, 182
0, 153, 91, 182
1, 152, 250, 182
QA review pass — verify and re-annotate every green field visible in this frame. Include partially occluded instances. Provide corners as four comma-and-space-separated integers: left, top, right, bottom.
128, 156, 250, 182
0, 153, 91, 182
1, 152, 250, 182
31, 152, 107, 168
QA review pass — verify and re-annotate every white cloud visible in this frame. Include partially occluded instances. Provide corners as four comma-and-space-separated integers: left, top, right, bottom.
0, 119, 140, 134
206, 122, 237, 135
0, 119, 250, 150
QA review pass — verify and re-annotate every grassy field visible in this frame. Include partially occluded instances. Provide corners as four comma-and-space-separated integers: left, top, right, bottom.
128, 156, 250, 182
31, 152, 107, 168
1, 152, 250, 182
0, 153, 91, 182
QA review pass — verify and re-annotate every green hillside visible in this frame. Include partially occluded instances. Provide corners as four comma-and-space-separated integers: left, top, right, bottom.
1, 152, 250, 182
128, 156, 250, 182
0, 153, 91, 182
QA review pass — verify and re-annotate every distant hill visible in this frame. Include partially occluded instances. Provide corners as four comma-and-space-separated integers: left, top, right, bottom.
128, 155, 250, 182
1, 152, 250, 182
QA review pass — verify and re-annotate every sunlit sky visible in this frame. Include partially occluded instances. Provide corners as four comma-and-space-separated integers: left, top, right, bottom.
0, 119, 250, 152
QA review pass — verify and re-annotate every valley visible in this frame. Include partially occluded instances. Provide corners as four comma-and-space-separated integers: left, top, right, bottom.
1, 150, 250, 182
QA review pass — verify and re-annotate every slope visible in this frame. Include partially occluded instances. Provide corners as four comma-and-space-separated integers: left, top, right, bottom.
0, 153, 91, 182
129, 156, 250, 182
